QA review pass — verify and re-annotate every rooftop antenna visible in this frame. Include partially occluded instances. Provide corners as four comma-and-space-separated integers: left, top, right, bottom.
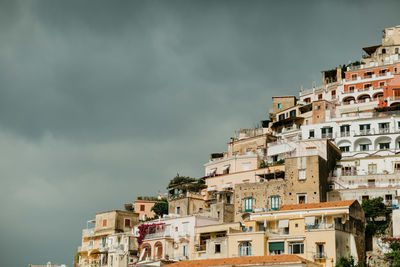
312, 81, 316, 88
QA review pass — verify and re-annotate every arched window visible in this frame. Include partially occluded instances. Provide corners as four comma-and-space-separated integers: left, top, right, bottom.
239, 241, 252, 256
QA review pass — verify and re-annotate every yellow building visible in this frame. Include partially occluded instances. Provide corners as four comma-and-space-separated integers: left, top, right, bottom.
249, 200, 365, 267
191, 200, 364, 267
77, 210, 139, 267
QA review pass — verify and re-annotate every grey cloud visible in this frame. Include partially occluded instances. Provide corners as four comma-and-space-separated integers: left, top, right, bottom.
0, 1, 400, 267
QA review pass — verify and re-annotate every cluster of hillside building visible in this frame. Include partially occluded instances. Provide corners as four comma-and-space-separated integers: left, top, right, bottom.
75, 25, 400, 267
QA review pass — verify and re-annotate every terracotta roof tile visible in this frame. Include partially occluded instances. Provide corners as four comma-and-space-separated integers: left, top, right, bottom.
166, 255, 318, 267
279, 200, 356, 211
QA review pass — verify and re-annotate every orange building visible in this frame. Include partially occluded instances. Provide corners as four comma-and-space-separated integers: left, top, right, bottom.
134, 200, 157, 221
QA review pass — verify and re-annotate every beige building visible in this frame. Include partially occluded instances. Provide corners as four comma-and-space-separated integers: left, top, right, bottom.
77, 210, 139, 267
194, 222, 242, 260
205, 128, 276, 176
362, 25, 400, 66
135, 200, 157, 221
249, 200, 365, 267
284, 139, 341, 205
234, 179, 286, 222
168, 182, 208, 217
190, 201, 364, 267
107, 232, 139, 267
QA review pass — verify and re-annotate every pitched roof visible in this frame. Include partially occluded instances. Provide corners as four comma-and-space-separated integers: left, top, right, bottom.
279, 200, 356, 211
166, 255, 317, 267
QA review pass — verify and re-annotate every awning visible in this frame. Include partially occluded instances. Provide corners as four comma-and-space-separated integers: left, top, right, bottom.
278, 219, 289, 228
305, 216, 315, 226
269, 242, 284, 251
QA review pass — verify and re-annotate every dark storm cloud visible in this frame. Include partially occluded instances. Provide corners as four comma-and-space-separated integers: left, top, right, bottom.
0, 1, 399, 266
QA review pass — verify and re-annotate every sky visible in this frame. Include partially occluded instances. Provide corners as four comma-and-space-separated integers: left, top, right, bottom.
0, 0, 399, 266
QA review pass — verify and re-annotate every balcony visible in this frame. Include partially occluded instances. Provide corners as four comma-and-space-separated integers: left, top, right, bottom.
144, 231, 171, 240
340, 131, 350, 137
345, 72, 393, 85
305, 224, 334, 231
321, 133, 333, 139
82, 228, 94, 237
196, 244, 207, 252
314, 252, 326, 260
379, 128, 390, 134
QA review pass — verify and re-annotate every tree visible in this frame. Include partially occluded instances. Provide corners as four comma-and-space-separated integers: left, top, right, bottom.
336, 255, 355, 267
384, 239, 400, 267
362, 197, 389, 237
151, 198, 168, 217
167, 173, 197, 189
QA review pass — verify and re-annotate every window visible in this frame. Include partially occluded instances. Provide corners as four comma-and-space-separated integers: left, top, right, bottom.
124, 219, 131, 227
349, 86, 355, 92
277, 103, 282, 109
379, 122, 390, 133
331, 90, 336, 98
244, 198, 254, 212
321, 127, 333, 138
364, 83, 372, 89
289, 242, 304, 254
360, 144, 369, 151
270, 196, 280, 210
318, 94, 322, 100
102, 237, 107, 247
289, 110, 296, 117
140, 205, 145, 211
368, 179, 375, 187
382, 48, 386, 54
176, 206, 181, 215
298, 169, 306, 180
340, 146, 350, 152
305, 98, 311, 103
317, 105, 321, 110
340, 125, 350, 137
385, 194, 393, 205
278, 114, 285, 121
215, 244, 221, 253
394, 163, 400, 172
368, 164, 377, 174
396, 48, 399, 54
379, 143, 390, 150
183, 245, 188, 257
249, 226, 253, 232
102, 219, 107, 227
309, 130, 315, 139
379, 81, 386, 87
227, 195, 231, 204
239, 242, 252, 256
362, 195, 369, 201
297, 193, 307, 204
316, 244, 325, 259
351, 74, 357, 81
269, 242, 284, 255
359, 124, 371, 135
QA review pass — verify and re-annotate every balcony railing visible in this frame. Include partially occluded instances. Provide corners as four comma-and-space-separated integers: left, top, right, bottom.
196, 244, 207, 252
321, 133, 333, 139
144, 232, 170, 240
340, 131, 350, 137
305, 224, 334, 231
314, 252, 326, 259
